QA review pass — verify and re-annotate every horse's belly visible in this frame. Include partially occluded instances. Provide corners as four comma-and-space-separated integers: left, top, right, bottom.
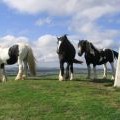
7, 45, 19, 65
97, 59, 108, 65
6, 56, 18, 65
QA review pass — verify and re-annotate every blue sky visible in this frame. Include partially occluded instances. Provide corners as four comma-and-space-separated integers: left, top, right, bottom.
0, 2, 72, 39
0, 0, 120, 67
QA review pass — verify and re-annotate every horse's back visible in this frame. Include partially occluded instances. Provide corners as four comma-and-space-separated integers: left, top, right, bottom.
0, 48, 10, 64
97, 49, 117, 64
17, 43, 30, 59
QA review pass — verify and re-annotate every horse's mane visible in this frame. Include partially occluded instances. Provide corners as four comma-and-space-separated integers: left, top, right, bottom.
62, 35, 74, 48
89, 41, 100, 52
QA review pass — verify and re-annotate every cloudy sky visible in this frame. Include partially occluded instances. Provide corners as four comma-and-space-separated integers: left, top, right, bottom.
0, 0, 120, 68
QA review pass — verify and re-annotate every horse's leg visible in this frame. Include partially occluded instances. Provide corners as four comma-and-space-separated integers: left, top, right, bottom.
2, 68, 7, 82
22, 60, 28, 80
0, 68, 3, 82
70, 63, 73, 80
93, 65, 97, 80
15, 57, 23, 80
110, 62, 115, 80
59, 61, 64, 81
65, 63, 70, 80
87, 65, 91, 79
103, 63, 107, 79
0, 70, 6, 82
0, 64, 7, 82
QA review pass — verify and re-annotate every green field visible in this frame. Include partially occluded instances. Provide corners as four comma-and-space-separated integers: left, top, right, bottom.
0, 72, 120, 120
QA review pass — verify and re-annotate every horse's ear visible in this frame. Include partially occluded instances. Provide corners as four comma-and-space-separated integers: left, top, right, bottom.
57, 37, 60, 40
64, 34, 68, 36
64, 34, 67, 38
64, 34, 69, 38
86, 41, 95, 55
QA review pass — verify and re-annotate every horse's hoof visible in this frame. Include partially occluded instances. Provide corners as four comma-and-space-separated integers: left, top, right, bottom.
15, 77, 22, 80
22, 75, 26, 80
111, 76, 115, 80
103, 77, 107, 80
59, 75, 64, 81
70, 77, 73, 80
0, 76, 7, 82
2, 79, 7, 82
59, 78, 64, 81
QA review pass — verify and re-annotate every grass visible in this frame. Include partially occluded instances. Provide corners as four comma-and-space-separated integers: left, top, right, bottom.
0, 72, 120, 120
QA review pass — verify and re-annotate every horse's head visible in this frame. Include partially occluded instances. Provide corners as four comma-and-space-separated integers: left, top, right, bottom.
57, 34, 68, 54
78, 40, 86, 56
78, 40, 95, 56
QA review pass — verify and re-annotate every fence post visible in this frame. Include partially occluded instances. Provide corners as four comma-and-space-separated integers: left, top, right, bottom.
114, 48, 120, 87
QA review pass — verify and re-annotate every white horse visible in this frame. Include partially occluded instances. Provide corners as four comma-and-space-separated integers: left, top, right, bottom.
0, 43, 36, 82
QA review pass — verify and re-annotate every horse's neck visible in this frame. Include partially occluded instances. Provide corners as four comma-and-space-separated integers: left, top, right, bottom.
91, 43, 99, 53
62, 39, 69, 47
64, 39, 70, 44
60, 39, 75, 53
66, 39, 74, 48
85, 43, 100, 56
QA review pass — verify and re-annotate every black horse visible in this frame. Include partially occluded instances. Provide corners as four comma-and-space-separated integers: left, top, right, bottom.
78, 40, 118, 80
57, 35, 83, 81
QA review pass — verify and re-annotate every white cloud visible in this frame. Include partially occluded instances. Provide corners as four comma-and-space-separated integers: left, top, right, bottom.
33, 34, 58, 64
2, 0, 79, 15
2, 0, 120, 15
81, 5, 116, 21
2, 0, 120, 36
68, 2, 120, 49
1, 0, 120, 68
0, 35, 29, 47
35, 17, 52, 26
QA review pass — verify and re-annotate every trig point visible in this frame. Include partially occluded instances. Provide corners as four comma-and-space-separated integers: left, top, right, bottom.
114, 49, 120, 87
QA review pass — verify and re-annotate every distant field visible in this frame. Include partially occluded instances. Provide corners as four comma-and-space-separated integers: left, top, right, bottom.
0, 69, 120, 120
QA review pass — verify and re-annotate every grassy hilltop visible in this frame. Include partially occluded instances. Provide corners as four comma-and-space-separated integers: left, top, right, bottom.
0, 69, 120, 120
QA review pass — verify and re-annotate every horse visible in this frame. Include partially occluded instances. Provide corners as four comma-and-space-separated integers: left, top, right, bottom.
57, 35, 83, 81
0, 43, 36, 82
78, 40, 118, 80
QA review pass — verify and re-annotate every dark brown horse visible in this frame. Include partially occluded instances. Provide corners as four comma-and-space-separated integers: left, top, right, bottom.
57, 35, 82, 81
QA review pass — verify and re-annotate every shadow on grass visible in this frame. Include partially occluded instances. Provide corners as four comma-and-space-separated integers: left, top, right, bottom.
74, 78, 114, 86
27, 76, 57, 81
90, 79, 114, 87
90, 78, 113, 83
11, 74, 114, 87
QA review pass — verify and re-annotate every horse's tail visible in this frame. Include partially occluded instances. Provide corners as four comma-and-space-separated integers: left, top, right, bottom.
73, 59, 83, 64
27, 46, 36, 76
113, 50, 118, 59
